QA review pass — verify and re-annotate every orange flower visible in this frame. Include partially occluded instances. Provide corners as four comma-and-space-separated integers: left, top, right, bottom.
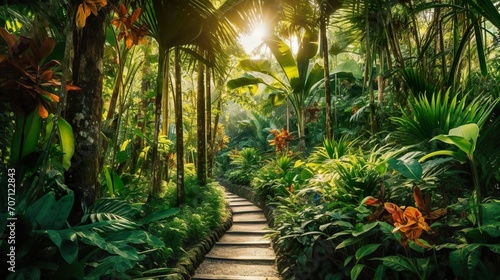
364, 196, 381, 206
76, 0, 108, 29
269, 128, 294, 152
110, 3, 149, 49
395, 206, 431, 240
384, 202, 431, 246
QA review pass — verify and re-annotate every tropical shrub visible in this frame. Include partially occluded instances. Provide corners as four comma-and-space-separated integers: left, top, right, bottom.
149, 177, 227, 263
0, 188, 172, 280
268, 135, 500, 280
226, 147, 262, 185
251, 154, 304, 200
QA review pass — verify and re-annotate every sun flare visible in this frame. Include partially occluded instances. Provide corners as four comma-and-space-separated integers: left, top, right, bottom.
239, 23, 267, 56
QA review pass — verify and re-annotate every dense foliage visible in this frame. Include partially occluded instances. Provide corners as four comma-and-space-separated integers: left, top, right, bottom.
1, 0, 500, 279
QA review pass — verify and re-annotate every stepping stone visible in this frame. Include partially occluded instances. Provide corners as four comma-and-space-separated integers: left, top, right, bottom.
193, 274, 280, 280
233, 213, 267, 222
194, 260, 278, 276
226, 229, 273, 235
208, 246, 276, 258
219, 232, 270, 243
229, 201, 255, 206
226, 198, 248, 202
229, 223, 268, 231
231, 205, 262, 213
205, 254, 276, 262
216, 240, 271, 246
233, 219, 267, 224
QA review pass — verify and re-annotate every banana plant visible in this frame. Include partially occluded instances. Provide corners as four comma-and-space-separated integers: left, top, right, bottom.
228, 31, 324, 149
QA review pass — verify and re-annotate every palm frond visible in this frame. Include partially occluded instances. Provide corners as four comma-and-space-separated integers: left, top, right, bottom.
81, 198, 140, 226
390, 90, 498, 148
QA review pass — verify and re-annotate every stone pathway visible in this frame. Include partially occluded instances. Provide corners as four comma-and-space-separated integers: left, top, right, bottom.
192, 192, 281, 280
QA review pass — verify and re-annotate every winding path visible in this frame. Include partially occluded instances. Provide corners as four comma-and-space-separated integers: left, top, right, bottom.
192, 191, 281, 280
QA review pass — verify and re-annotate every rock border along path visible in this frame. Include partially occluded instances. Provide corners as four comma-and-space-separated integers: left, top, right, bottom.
192, 191, 281, 280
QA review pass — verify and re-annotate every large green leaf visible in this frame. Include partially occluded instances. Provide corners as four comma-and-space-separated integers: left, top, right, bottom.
26, 192, 56, 228
77, 231, 143, 261
419, 149, 467, 163
45, 114, 75, 170
103, 165, 114, 197
11, 111, 42, 165
448, 244, 482, 278
46, 229, 78, 264
352, 221, 379, 237
262, 34, 300, 89
373, 265, 387, 280
237, 59, 274, 75
82, 198, 139, 225
269, 91, 288, 106
38, 192, 74, 230
142, 207, 180, 224
296, 29, 318, 85
387, 158, 422, 181
304, 63, 326, 94
227, 75, 267, 90
104, 230, 164, 247
372, 255, 415, 273
335, 237, 361, 249
428, 123, 479, 159
350, 264, 365, 280
331, 59, 362, 80
355, 243, 381, 260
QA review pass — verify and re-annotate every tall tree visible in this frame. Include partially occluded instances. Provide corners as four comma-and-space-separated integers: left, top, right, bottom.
64, 0, 108, 219
174, 46, 185, 205
138, 0, 255, 199
317, 0, 342, 141
197, 59, 207, 186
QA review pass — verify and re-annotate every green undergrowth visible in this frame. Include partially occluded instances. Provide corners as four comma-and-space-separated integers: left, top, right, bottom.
0, 174, 227, 280
147, 177, 228, 265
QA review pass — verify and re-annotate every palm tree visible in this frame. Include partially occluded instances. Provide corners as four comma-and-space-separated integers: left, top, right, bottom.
138, 0, 257, 201
317, 0, 343, 140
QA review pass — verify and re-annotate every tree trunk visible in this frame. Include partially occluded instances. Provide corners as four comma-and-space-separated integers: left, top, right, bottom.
196, 59, 207, 186
209, 96, 222, 176
175, 47, 185, 205
65, 6, 106, 221
377, 47, 385, 102
320, 8, 332, 141
132, 40, 152, 173
105, 46, 126, 122
297, 106, 306, 150
205, 67, 212, 177
160, 51, 170, 182
150, 51, 165, 199
364, 1, 376, 134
